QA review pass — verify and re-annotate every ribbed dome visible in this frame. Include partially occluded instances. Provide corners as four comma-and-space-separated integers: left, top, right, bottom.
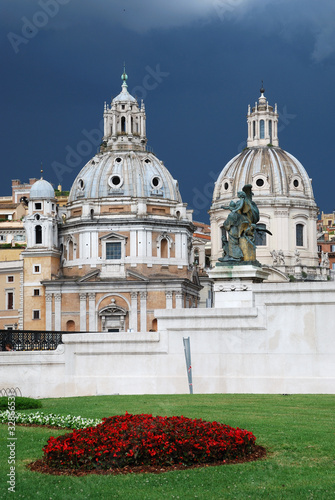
213, 146, 315, 203
29, 178, 55, 200
68, 151, 182, 203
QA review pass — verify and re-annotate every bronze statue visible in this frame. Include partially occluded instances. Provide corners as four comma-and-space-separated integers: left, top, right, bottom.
219, 184, 271, 264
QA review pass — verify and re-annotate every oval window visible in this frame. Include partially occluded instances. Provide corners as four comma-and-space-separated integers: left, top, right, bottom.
151, 176, 161, 189
78, 179, 84, 189
224, 182, 229, 190
293, 179, 299, 188
256, 178, 264, 187
115, 157, 122, 163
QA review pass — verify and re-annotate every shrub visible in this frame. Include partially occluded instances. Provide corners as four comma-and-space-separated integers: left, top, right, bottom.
42, 413, 257, 471
0, 397, 42, 411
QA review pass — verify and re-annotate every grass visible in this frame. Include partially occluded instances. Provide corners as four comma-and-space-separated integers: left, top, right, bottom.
0, 394, 334, 499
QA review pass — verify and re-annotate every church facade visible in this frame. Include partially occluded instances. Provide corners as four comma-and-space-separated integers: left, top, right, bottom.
20, 71, 201, 333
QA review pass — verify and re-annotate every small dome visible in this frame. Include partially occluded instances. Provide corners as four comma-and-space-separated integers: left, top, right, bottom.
68, 151, 182, 203
212, 146, 315, 204
112, 88, 137, 103
29, 178, 55, 200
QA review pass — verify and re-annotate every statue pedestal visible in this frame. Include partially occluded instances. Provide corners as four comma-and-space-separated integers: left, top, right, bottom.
208, 263, 270, 308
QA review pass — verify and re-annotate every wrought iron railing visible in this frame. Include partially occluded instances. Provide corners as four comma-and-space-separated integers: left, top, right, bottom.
0, 330, 68, 352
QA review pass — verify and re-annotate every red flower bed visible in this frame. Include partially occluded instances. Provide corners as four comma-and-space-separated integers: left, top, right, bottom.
42, 413, 257, 471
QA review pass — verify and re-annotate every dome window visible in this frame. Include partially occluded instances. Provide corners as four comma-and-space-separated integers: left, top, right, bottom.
151, 176, 162, 189
108, 175, 124, 189
290, 176, 303, 191
78, 179, 84, 190
256, 178, 264, 187
224, 182, 229, 190
115, 157, 122, 163
145, 158, 151, 164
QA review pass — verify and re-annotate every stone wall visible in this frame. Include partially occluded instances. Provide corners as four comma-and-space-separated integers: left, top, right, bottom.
1, 281, 334, 397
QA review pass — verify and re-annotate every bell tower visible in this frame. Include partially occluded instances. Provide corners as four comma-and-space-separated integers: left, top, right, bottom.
22, 176, 61, 330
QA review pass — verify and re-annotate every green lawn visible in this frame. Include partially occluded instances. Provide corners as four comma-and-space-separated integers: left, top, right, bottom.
0, 394, 334, 499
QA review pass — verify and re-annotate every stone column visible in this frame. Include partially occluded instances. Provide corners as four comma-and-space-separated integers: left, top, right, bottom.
140, 291, 147, 332
45, 293, 53, 331
54, 293, 61, 331
165, 291, 173, 309
130, 292, 138, 332
88, 293, 96, 332
175, 292, 183, 309
79, 293, 87, 332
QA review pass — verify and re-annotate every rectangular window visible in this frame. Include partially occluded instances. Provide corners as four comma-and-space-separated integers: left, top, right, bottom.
331, 245, 335, 252
106, 242, 121, 260
296, 224, 304, 247
317, 245, 322, 252
7, 292, 14, 310
33, 289, 40, 296
34, 202, 42, 210
0, 235, 4, 241
33, 265, 41, 273
333, 263, 335, 270
33, 310, 40, 320
7, 276, 14, 283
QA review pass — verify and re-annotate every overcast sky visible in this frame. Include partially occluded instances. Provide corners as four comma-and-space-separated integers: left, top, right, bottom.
1, 0, 335, 222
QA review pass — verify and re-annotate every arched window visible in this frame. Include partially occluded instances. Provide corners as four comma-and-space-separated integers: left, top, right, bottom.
255, 224, 267, 246
161, 238, 168, 259
260, 120, 265, 139
296, 224, 304, 246
121, 116, 126, 133
35, 225, 42, 245
269, 120, 272, 142
131, 117, 133, 133
253, 121, 256, 138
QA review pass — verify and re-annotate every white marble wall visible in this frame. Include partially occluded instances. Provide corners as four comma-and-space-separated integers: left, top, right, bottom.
1, 281, 335, 397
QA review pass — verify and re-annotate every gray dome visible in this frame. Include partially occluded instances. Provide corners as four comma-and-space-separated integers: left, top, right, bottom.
68, 151, 182, 203
213, 146, 315, 203
29, 179, 55, 200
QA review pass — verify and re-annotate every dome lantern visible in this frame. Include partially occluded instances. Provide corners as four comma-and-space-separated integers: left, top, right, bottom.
247, 85, 279, 148
102, 69, 147, 152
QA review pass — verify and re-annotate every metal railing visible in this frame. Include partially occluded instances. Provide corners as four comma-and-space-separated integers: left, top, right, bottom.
0, 330, 68, 352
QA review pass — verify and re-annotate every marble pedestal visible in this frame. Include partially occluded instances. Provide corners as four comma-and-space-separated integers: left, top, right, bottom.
208, 263, 270, 308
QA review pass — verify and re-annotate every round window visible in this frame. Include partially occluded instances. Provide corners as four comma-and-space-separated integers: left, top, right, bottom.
145, 158, 151, 164
256, 178, 264, 187
151, 176, 161, 188
108, 175, 123, 188
115, 157, 122, 163
293, 179, 299, 188
224, 182, 229, 190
